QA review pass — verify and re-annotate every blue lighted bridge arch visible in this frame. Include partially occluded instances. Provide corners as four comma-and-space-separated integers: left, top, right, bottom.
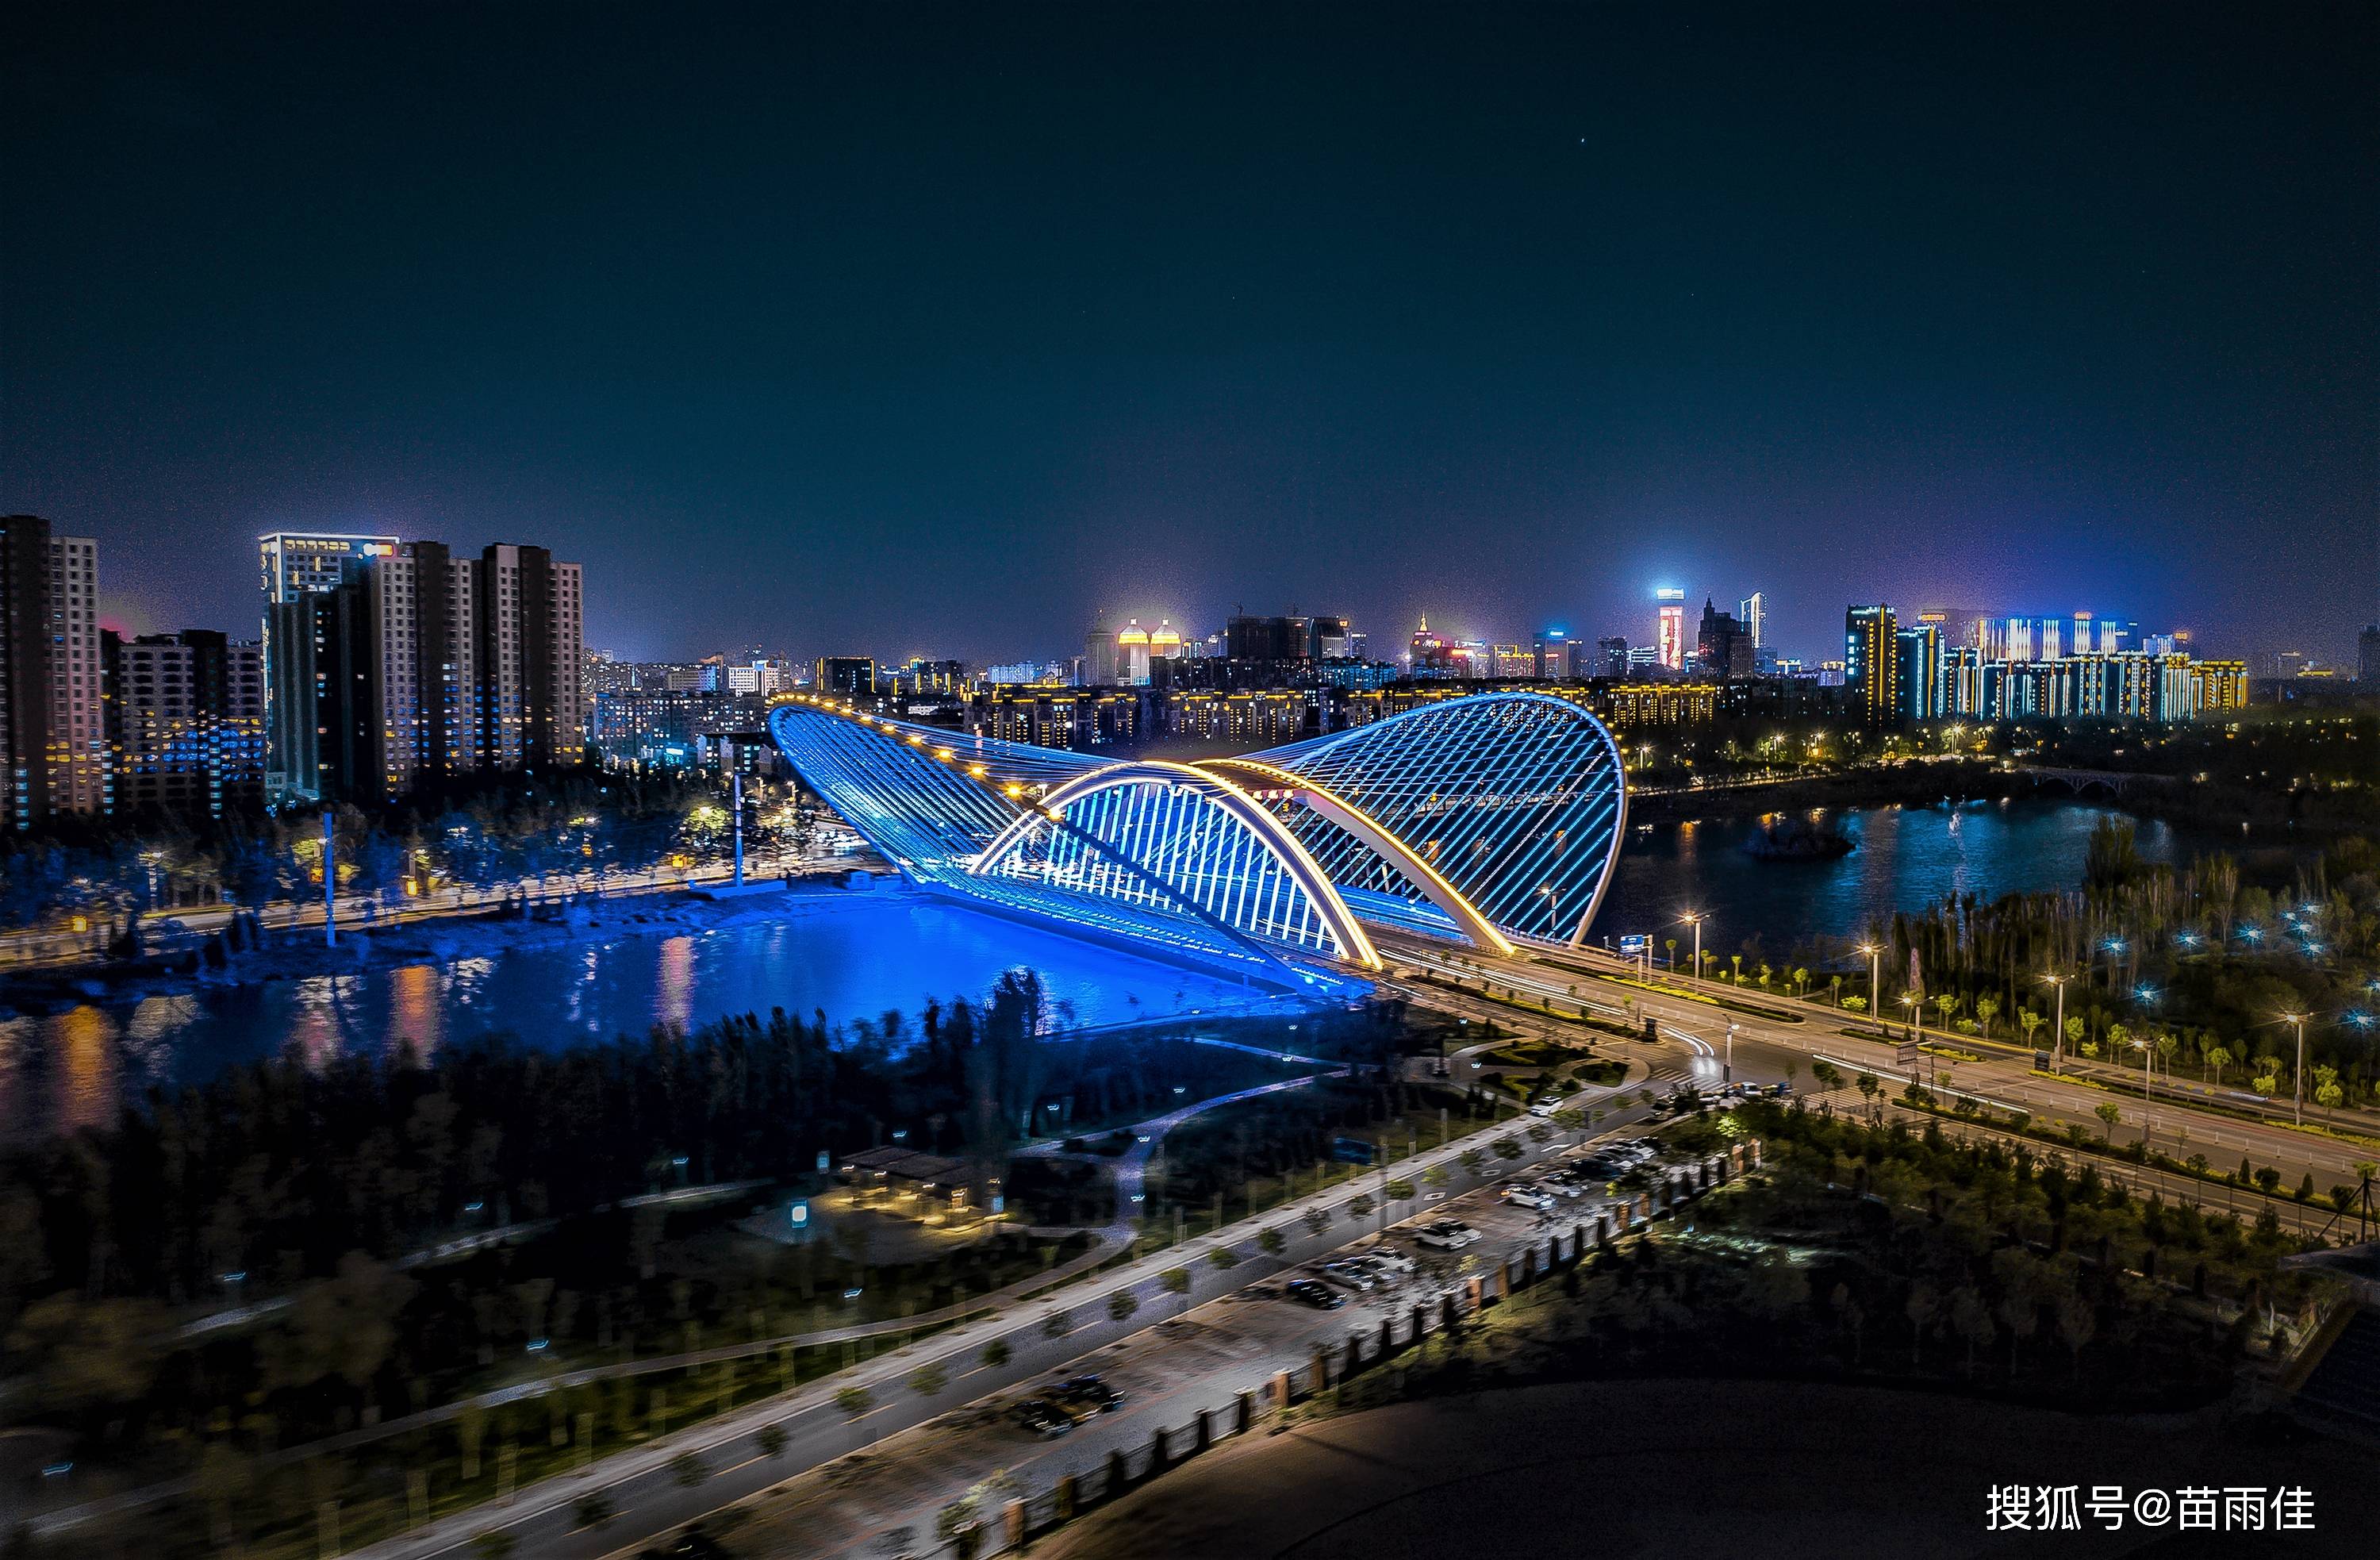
766, 690, 1626, 984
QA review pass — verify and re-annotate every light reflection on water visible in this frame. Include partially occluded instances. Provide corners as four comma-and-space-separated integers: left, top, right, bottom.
1593, 798, 2226, 958
0, 803, 2225, 1132
0, 888, 1277, 1131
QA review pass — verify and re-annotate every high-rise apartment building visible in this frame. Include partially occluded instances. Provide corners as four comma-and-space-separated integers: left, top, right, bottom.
1943, 646, 1986, 717
0, 516, 109, 826
1844, 605, 1899, 726
1895, 622, 1943, 721
1736, 593, 1765, 650
102, 630, 265, 817
2359, 624, 2380, 685
259, 531, 582, 802
473, 544, 584, 773
363, 540, 482, 796
259, 531, 397, 804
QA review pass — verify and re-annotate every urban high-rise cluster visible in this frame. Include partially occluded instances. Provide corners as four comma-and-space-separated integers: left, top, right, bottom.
3, 514, 268, 827
259, 532, 585, 804
1844, 603, 2247, 728
0, 514, 587, 831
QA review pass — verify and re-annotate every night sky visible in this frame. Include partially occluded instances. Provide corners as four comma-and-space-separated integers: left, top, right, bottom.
6, 2, 2374, 667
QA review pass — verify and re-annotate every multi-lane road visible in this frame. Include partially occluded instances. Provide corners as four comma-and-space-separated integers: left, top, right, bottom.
1388, 936, 2377, 1192
346, 1039, 1717, 1560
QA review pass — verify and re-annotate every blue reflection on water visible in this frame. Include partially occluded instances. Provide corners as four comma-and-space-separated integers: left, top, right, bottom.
0, 888, 1291, 1128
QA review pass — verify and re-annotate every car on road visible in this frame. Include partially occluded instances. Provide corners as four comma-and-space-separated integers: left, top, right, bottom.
1050, 1374, 1123, 1413
1008, 1399, 1075, 1439
1500, 1184, 1556, 1210
1284, 1278, 1347, 1308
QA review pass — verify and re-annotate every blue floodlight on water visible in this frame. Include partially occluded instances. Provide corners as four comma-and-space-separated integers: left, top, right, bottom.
766, 691, 1626, 984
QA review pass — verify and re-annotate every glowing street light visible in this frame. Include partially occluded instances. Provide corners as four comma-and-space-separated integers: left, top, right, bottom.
1681, 912, 1705, 984
1856, 942, 1883, 1032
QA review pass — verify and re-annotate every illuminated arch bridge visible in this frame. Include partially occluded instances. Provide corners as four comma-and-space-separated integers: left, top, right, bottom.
766, 691, 1626, 989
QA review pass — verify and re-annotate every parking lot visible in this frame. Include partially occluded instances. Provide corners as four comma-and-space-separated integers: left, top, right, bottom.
708, 1110, 1744, 1559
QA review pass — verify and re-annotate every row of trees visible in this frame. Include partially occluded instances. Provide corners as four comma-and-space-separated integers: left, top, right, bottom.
0, 767, 785, 933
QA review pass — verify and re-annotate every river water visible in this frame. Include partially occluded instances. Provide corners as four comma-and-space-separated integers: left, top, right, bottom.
1590, 797, 2224, 966
0, 800, 2227, 1131
0, 890, 1288, 1133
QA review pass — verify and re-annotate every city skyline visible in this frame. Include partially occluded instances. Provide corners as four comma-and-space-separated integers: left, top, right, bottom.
6, 6, 2374, 670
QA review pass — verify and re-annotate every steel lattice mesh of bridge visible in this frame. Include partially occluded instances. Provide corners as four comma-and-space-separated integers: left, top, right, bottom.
766, 690, 1626, 987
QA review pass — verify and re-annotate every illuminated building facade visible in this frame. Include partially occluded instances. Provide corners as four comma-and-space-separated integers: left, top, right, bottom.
1654, 588, 1687, 671
102, 631, 265, 817
1896, 622, 1943, 720
1, 515, 109, 825
1737, 593, 1764, 649
1844, 604, 1899, 726
1603, 682, 1719, 728
769, 690, 1629, 984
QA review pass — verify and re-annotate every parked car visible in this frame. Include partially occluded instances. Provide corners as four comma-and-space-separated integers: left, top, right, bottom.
1009, 1400, 1075, 1439
1501, 1184, 1556, 1210
1042, 1394, 1104, 1425
1415, 1219, 1480, 1250
1359, 1247, 1418, 1274
1319, 1261, 1380, 1291
1284, 1278, 1347, 1309
1050, 1375, 1123, 1413
1536, 1176, 1586, 1199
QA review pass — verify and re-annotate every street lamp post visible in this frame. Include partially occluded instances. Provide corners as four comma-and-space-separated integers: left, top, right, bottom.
2282, 1012, 2307, 1126
1856, 943, 1882, 1032
2043, 974, 2069, 1076
1682, 913, 1704, 985
1724, 1020, 1736, 1085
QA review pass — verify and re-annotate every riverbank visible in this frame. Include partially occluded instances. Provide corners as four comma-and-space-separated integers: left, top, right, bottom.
0, 866, 896, 1020
1626, 759, 2029, 825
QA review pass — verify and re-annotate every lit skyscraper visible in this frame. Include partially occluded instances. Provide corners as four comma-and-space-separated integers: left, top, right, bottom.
1654, 587, 1687, 671
1736, 592, 1764, 650
1845, 604, 1899, 727
1895, 621, 1943, 721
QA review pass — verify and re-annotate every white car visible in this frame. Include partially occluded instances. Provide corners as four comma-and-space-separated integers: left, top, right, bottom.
1358, 1247, 1418, 1274
1415, 1220, 1480, 1249
1536, 1176, 1587, 1199
1501, 1185, 1556, 1210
